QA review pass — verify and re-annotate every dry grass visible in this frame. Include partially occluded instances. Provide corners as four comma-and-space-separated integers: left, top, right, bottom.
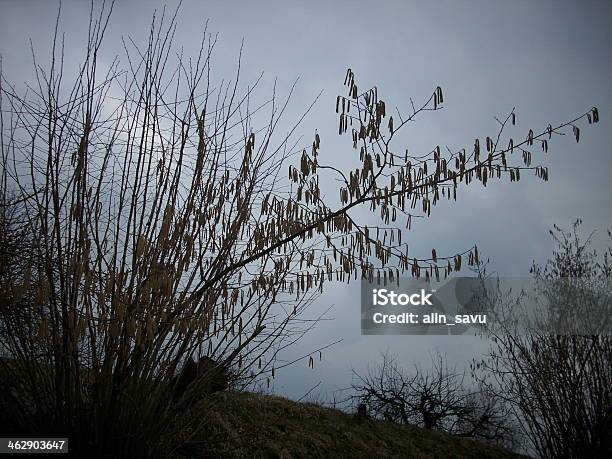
178, 391, 526, 458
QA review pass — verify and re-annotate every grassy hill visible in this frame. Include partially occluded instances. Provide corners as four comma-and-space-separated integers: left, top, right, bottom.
0, 359, 524, 457
182, 391, 524, 458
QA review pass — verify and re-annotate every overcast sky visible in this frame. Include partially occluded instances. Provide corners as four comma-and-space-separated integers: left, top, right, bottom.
1, 0, 611, 402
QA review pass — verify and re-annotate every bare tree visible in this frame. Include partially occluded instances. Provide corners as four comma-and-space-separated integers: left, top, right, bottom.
0, 2, 599, 455
475, 220, 612, 458
352, 352, 516, 447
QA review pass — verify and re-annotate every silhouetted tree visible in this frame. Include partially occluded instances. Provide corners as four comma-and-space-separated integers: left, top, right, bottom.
353, 352, 516, 447
0, 2, 599, 456
475, 221, 611, 458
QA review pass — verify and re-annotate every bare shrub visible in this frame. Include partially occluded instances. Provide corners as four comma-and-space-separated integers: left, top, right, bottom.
0, 3, 598, 455
171, 356, 229, 403
475, 221, 612, 458
353, 352, 516, 447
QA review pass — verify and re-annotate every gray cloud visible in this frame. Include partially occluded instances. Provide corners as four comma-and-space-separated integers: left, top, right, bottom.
1, 0, 610, 400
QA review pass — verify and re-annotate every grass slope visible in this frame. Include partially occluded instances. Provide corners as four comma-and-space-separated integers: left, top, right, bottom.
184, 391, 523, 458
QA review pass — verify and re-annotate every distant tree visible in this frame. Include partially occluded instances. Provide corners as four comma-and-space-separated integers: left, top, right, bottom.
353, 352, 516, 448
0, 3, 599, 456
475, 220, 611, 458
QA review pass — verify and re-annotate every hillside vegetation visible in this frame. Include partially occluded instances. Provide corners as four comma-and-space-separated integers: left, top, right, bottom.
181, 391, 525, 458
